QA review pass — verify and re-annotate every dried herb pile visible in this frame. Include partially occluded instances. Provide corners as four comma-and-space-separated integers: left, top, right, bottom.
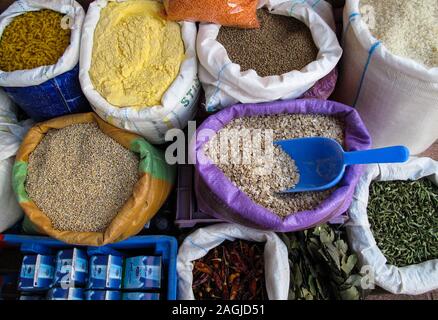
192, 240, 267, 300
281, 224, 362, 300
368, 179, 438, 267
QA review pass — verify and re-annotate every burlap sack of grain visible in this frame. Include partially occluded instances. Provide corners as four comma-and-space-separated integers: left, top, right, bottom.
79, 0, 200, 145
12, 112, 175, 246
197, 0, 342, 111
335, 0, 438, 155
177, 223, 290, 300
0, 89, 33, 232
346, 158, 438, 295
193, 99, 371, 232
0, 0, 89, 122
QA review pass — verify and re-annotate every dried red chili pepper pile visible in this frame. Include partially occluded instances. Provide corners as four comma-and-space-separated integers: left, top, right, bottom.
192, 240, 267, 300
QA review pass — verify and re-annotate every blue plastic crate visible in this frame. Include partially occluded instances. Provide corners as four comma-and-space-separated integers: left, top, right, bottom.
0, 235, 178, 300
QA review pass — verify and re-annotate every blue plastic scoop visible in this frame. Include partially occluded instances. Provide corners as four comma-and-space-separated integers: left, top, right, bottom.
274, 137, 409, 193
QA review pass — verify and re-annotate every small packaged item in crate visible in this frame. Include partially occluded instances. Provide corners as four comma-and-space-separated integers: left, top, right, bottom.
88, 255, 123, 290
19, 295, 45, 300
122, 292, 160, 300
85, 290, 122, 300
123, 256, 162, 290
54, 248, 88, 287
47, 287, 84, 300
18, 255, 55, 291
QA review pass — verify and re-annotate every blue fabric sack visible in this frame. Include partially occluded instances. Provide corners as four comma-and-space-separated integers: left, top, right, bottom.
3, 65, 89, 121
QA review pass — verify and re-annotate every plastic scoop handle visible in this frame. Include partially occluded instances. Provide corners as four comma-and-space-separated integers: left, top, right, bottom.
343, 146, 410, 165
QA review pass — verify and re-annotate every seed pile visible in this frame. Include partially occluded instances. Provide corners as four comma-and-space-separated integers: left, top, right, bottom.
368, 179, 438, 267
360, 0, 438, 67
0, 10, 71, 72
192, 240, 267, 300
217, 9, 318, 77
26, 123, 139, 233
204, 114, 345, 217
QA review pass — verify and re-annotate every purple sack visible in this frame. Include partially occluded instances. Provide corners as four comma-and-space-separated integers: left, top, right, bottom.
193, 99, 372, 232
301, 68, 338, 100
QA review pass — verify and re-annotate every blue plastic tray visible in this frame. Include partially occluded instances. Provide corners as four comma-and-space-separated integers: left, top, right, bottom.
0, 234, 178, 300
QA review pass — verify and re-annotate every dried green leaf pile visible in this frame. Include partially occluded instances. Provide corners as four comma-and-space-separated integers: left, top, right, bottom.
281, 224, 362, 300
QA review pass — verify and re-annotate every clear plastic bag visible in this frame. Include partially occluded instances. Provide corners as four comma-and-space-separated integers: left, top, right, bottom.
164, 0, 260, 28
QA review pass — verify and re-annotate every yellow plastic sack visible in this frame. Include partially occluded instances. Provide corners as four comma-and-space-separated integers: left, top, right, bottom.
12, 112, 175, 246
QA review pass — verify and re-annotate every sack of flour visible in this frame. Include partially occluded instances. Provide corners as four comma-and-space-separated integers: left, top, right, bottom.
80, 0, 200, 144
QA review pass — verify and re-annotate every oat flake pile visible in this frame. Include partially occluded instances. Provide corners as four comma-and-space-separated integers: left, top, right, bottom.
25, 123, 139, 233
205, 114, 345, 218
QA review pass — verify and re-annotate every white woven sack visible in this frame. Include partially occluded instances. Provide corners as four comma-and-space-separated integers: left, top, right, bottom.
0, 89, 33, 232
197, 0, 342, 111
80, 0, 200, 144
335, 0, 438, 155
265, 0, 336, 28
0, 0, 84, 87
346, 158, 438, 295
177, 223, 290, 300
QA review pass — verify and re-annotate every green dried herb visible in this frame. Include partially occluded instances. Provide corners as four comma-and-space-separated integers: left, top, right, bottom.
281, 224, 362, 300
368, 178, 438, 267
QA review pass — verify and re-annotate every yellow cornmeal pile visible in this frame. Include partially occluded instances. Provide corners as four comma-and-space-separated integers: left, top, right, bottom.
90, 0, 185, 107
0, 10, 71, 72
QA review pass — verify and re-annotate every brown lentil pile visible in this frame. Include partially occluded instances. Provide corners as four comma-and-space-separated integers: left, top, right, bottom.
26, 123, 139, 232
204, 114, 345, 218
217, 9, 318, 77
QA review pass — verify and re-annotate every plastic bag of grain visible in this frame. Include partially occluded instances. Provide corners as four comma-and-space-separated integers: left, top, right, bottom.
0, 0, 89, 121
346, 158, 438, 295
80, 0, 200, 145
164, 0, 260, 28
192, 98, 371, 232
0, 89, 33, 232
335, 0, 438, 155
177, 223, 290, 300
12, 112, 175, 246
197, 0, 342, 111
